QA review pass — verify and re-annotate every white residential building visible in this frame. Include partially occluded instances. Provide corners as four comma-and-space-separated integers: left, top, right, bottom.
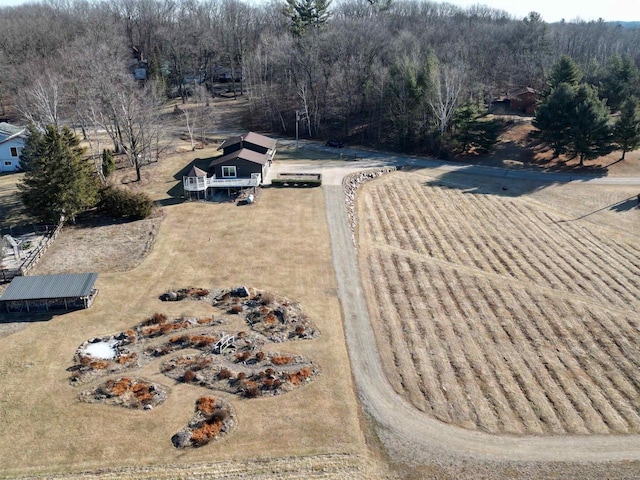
0, 123, 26, 173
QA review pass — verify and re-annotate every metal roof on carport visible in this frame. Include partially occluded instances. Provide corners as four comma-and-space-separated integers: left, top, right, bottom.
0, 273, 98, 301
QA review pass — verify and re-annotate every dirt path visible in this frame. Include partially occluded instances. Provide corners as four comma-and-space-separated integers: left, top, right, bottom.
292, 151, 640, 475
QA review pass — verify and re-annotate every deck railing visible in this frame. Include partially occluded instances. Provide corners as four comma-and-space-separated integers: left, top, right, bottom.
183, 173, 261, 191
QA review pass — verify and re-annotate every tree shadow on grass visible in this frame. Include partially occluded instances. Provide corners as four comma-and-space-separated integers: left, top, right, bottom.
410, 158, 609, 198
550, 195, 639, 223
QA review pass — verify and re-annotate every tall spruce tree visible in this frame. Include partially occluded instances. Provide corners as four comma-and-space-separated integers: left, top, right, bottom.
601, 54, 639, 113
547, 56, 582, 90
283, 0, 331, 37
568, 84, 613, 165
614, 96, 640, 160
532, 83, 576, 156
18, 125, 99, 223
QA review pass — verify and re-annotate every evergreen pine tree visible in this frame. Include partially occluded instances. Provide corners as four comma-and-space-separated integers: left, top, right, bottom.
18, 125, 100, 223
283, 0, 332, 37
451, 102, 501, 154
547, 56, 582, 90
601, 54, 639, 113
102, 148, 115, 178
533, 83, 576, 156
614, 96, 640, 160
568, 84, 613, 165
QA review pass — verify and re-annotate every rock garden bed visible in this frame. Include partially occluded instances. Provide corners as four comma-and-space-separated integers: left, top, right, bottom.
171, 396, 235, 448
80, 377, 168, 410
69, 286, 321, 448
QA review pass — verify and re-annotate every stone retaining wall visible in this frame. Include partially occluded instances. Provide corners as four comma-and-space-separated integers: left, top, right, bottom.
342, 167, 396, 246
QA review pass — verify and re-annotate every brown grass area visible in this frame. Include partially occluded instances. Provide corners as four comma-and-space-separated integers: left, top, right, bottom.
358, 171, 640, 435
0, 172, 33, 230
29, 214, 163, 275
474, 117, 640, 176
0, 148, 364, 477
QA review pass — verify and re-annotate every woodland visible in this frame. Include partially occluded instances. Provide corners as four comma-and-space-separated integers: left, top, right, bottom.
0, 0, 639, 158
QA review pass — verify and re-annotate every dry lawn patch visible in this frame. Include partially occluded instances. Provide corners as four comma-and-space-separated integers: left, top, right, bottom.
358, 171, 640, 435
0, 172, 32, 230
0, 158, 362, 476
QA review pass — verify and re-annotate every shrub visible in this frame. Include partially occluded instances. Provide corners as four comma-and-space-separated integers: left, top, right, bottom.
144, 313, 167, 325
111, 378, 132, 396
242, 380, 261, 398
102, 149, 115, 178
236, 372, 246, 381
190, 335, 218, 347
196, 396, 217, 415
210, 409, 230, 423
270, 178, 321, 188
235, 351, 251, 363
183, 369, 196, 382
99, 185, 153, 220
187, 288, 209, 298
255, 351, 265, 362
287, 368, 313, 386
89, 360, 110, 370
264, 313, 277, 325
141, 325, 162, 337
131, 382, 153, 403
124, 329, 137, 342
295, 325, 306, 336
228, 304, 243, 314
116, 354, 137, 364
271, 355, 292, 366
260, 292, 275, 305
198, 316, 213, 324
218, 367, 233, 379
190, 420, 223, 447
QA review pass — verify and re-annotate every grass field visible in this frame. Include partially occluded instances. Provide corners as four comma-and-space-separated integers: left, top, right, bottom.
0, 151, 372, 477
357, 170, 640, 435
0, 172, 31, 230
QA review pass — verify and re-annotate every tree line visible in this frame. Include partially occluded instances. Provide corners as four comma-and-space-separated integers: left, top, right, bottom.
1, 0, 639, 160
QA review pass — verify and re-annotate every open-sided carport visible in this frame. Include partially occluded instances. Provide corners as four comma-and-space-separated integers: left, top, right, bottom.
0, 273, 98, 313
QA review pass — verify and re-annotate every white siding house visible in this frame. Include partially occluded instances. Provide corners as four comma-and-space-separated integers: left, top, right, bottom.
0, 123, 26, 173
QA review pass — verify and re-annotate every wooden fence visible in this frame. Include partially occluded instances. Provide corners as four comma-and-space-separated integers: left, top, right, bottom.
0, 222, 63, 283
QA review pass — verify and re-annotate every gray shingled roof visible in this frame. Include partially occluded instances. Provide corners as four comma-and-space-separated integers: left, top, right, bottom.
209, 148, 268, 168
0, 273, 98, 301
186, 165, 208, 177
0, 122, 25, 136
217, 132, 276, 151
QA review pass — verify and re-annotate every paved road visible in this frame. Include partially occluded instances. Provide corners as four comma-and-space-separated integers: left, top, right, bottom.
271, 143, 640, 465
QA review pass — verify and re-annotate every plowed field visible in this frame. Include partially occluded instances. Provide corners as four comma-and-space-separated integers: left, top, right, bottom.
358, 171, 640, 435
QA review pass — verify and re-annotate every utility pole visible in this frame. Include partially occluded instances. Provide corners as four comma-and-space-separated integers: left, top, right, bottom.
295, 109, 308, 149
295, 110, 300, 149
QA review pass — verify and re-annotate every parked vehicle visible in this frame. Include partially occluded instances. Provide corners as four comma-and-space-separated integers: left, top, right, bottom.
325, 140, 344, 148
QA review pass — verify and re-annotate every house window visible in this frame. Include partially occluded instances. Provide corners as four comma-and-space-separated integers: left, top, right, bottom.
221, 166, 237, 178
4, 161, 11, 166
10, 147, 19, 157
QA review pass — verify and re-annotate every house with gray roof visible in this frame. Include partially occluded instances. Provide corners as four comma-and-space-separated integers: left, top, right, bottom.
183, 132, 276, 198
0, 122, 26, 173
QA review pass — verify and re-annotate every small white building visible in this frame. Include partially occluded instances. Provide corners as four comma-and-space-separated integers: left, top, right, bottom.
0, 122, 26, 173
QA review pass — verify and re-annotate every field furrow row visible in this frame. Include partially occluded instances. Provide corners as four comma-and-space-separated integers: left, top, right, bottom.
358, 174, 640, 435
